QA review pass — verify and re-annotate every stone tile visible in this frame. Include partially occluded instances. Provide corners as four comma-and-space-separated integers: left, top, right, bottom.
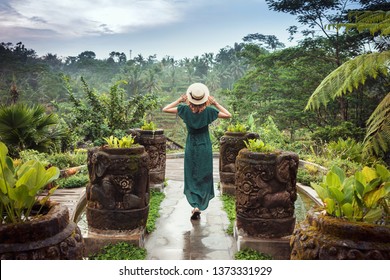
145, 167, 236, 260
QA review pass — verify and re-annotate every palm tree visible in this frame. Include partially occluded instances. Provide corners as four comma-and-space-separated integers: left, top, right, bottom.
305, 10, 390, 158
0, 103, 63, 156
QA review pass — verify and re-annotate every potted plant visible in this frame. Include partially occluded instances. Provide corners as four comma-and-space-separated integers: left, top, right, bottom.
86, 135, 150, 232
0, 142, 84, 259
219, 122, 259, 195
290, 164, 390, 260
134, 120, 166, 191
235, 139, 299, 238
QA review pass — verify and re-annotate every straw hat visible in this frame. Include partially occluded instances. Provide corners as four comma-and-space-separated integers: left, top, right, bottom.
186, 83, 209, 105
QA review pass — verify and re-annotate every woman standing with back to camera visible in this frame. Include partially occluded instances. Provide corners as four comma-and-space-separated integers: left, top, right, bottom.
162, 83, 232, 220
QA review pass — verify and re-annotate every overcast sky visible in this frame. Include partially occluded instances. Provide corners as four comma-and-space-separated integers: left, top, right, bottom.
0, 0, 302, 60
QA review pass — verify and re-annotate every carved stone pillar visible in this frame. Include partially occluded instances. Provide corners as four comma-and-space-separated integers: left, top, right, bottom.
0, 202, 84, 259
86, 146, 150, 232
135, 129, 166, 191
235, 149, 299, 238
290, 210, 390, 260
219, 132, 259, 195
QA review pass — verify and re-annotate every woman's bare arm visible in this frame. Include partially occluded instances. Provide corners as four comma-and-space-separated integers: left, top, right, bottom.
162, 95, 186, 114
209, 96, 232, 119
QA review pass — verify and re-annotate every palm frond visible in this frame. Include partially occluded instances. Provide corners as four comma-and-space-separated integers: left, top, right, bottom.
305, 51, 390, 111
330, 11, 390, 36
347, 10, 390, 36
0, 103, 60, 155
364, 92, 390, 156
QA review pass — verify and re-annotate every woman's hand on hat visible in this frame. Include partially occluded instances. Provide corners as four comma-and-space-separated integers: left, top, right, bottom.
208, 96, 217, 105
180, 94, 187, 102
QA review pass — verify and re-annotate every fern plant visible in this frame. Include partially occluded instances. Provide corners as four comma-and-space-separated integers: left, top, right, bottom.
305, 10, 390, 158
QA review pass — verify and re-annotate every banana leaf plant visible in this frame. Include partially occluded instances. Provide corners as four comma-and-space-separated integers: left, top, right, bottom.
312, 164, 390, 224
0, 142, 60, 224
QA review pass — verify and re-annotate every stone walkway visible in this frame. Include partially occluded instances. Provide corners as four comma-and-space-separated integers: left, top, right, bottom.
50, 155, 237, 260
145, 156, 236, 260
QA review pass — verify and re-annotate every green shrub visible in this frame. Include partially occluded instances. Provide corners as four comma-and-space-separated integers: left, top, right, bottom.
235, 248, 272, 260
0, 142, 60, 224
297, 167, 323, 186
19, 150, 87, 170
146, 190, 166, 233
227, 122, 247, 133
57, 173, 89, 189
221, 194, 236, 235
328, 138, 364, 163
141, 120, 157, 131
244, 139, 275, 153
103, 135, 136, 148
312, 164, 390, 224
311, 122, 365, 143
88, 242, 146, 260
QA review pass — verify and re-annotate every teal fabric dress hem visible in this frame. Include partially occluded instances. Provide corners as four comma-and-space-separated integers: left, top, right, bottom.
177, 104, 219, 211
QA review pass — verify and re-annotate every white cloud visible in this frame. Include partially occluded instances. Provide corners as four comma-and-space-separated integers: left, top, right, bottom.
1, 0, 198, 38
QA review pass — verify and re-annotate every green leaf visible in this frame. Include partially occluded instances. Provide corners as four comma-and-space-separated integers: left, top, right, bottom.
355, 170, 366, 186
0, 167, 15, 194
329, 186, 345, 203
363, 208, 383, 223
0, 142, 8, 161
364, 185, 388, 208
7, 184, 29, 206
376, 164, 390, 181
331, 165, 346, 184
342, 203, 354, 219
355, 179, 365, 198
326, 172, 341, 189
364, 177, 382, 195
342, 177, 354, 203
324, 198, 335, 216
311, 182, 329, 202
362, 166, 378, 183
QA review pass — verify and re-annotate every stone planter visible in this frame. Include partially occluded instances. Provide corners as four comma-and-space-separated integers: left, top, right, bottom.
219, 132, 259, 195
290, 210, 390, 260
135, 129, 166, 191
235, 149, 299, 238
0, 202, 84, 260
86, 146, 150, 232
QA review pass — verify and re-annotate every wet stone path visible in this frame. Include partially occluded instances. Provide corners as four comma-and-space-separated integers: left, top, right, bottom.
145, 156, 236, 260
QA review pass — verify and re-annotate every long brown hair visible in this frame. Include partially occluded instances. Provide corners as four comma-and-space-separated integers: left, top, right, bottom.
188, 100, 211, 113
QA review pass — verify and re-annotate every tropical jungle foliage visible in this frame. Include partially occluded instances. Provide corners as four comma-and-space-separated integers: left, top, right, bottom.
0, 142, 60, 224
0, 0, 389, 173
312, 164, 390, 224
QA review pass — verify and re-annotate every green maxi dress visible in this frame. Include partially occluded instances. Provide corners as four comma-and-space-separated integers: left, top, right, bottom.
177, 104, 219, 211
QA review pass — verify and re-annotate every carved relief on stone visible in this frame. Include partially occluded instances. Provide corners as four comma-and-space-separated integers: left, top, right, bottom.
134, 129, 166, 186
86, 146, 150, 231
0, 204, 84, 260
86, 147, 149, 211
290, 211, 390, 260
219, 132, 259, 187
235, 149, 299, 238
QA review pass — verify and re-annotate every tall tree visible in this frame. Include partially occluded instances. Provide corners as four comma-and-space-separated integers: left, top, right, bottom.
265, 0, 387, 121
305, 10, 390, 158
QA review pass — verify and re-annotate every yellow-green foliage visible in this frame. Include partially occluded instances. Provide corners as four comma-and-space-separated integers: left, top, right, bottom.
312, 164, 390, 224
104, 135, 135, 148
244, 139, 275, 153
0, 142, 60, 224
141, 120, 157, 131
227, 123, 247, 133
305, 164, 319, 175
